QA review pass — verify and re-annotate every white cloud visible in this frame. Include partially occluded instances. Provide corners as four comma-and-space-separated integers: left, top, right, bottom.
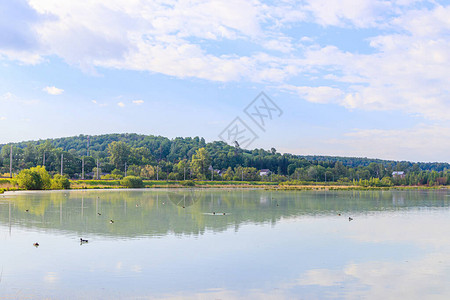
0, 116, 6, 121
304, 0, 391, 28
43, 86, 64, 95
117, 102, 125, 107
132, 100, 144, 105
91, 100, 97, 104
0, 0, 448, 122
281, 85, 343, 104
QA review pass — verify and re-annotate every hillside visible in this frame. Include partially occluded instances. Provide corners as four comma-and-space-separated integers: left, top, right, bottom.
1, 133, 449, 185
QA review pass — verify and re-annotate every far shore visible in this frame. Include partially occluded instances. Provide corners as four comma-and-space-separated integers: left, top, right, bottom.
1, 178, 448, 193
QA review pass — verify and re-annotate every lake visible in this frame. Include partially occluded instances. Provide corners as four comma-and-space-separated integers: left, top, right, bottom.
1, 189, 450, 299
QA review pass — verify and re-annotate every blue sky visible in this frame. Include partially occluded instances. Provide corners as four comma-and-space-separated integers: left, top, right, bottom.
0, 0, 449, 162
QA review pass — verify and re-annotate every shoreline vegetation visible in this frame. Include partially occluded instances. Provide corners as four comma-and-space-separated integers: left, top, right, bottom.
1, 177, 448, 194
1, 133, 449, 193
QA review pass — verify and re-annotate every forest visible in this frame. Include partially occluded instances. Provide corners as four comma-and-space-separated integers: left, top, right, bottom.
0, 133, 449, 186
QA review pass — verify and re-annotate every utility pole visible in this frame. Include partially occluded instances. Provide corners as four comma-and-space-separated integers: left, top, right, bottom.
9, 145, 12, 178
82, 157, 85, 180
96, 159, 99, 179
156, 165, 159, 180
61, 153, 64, 176
211, 167, 213, 181
184, 167, 186, 181
87, 136, 90, 156
241, 169, 244, 181
124, 162, 127, 177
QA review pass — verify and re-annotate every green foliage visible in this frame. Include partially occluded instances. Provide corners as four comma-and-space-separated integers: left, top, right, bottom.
1, 133, 449, 186
108, 141, 131, 171
51, 174, 70, 189
101, 174, 123, 180
16, 166, 51, 190
233, 166, 260, 181
190, 148, 210, 179
181, 180, 195, 187
140, 165, 155, 179
120, 176, 144, 188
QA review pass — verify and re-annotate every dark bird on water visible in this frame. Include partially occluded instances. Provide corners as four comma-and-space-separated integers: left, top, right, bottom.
110, 220, 114, 224
97, 212, 101, 216
348, 217, 353, 221
33, 242, 39, 247
25, 209, 29, 212
213, 212, 216, 215
80, 238, 88, 243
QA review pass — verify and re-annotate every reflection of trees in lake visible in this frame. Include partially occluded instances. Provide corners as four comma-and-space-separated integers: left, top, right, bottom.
0, 190, 449, 238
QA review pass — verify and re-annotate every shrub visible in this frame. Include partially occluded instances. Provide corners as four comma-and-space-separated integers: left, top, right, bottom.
51, 174, 71, 190
181, 180, 195, 187
16, 166, 51, 190
101, 174, 123, 180
120, 176, 144, 188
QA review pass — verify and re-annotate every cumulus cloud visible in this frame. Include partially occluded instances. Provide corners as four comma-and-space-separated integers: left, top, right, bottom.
0, 0, 448, 121
117, 102, 125, 107
43, 86, 64, 95
303, 0, 391, 28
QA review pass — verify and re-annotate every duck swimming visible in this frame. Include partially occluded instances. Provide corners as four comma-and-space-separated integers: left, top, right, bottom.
80, 238, 88, 243
348, 217, 353, 221
33, 242, 39, 247
110, 220, 114, 224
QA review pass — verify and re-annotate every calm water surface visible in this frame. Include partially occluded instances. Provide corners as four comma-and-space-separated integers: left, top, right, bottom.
1, 189, 450, 299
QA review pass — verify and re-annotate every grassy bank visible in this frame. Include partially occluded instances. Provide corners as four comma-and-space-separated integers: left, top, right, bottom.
2, 177, 448, 192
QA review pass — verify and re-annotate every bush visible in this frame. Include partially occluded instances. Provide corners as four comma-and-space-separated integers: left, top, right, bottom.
181, 180, 195, 187
51, 174, 71, 190
120, 176, 144, 188
101, 174, 123, 180
15, 166, 51, 190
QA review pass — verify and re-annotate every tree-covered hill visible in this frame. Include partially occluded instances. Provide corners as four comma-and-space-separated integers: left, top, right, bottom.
0, 133, 448, 185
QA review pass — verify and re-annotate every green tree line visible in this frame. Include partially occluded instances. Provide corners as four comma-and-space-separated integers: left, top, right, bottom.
0, 133, 449, 185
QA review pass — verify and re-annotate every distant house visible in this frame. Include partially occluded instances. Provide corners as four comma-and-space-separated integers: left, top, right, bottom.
260, 169, 271, 176
392, 171, 405, 178
208, 166, 222, 176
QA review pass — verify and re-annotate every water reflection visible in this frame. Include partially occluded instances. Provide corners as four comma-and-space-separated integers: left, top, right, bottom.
1, 189, 449, 238
0, 189, 449, 299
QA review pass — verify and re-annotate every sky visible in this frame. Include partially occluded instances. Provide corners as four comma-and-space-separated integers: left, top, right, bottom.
0, 0, 449, 163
